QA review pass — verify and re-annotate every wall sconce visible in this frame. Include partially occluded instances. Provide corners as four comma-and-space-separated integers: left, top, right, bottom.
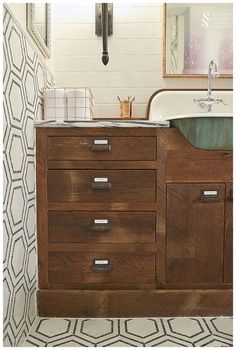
95, 3, 113, 65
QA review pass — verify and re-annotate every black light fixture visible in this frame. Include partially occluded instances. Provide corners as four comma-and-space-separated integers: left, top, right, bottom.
95, 3, 113, 65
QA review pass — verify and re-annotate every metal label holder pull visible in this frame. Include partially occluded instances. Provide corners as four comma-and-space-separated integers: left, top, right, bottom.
91, 139, 111, 152
200, 190, 221, 203
92, 259, 111, 272
90, 219, 112, 232
91, 177, 112, 190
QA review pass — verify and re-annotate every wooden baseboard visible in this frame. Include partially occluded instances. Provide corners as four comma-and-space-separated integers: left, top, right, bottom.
37, 289, 232, 317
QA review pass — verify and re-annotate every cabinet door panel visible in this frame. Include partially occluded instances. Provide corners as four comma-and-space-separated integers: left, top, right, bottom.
224, 183, 233, 283
166, 183, 225, 285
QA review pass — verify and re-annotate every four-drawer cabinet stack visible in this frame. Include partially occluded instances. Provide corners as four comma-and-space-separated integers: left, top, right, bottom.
36, 126, 232, 317
37, 128, 160, 293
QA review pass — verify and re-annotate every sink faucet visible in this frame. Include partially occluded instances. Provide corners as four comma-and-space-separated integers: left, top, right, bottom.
194, 60, 225, 112
207, 60, 219, 97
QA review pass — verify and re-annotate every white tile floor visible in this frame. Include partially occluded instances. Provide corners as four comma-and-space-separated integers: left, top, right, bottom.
23, 317, 233, 347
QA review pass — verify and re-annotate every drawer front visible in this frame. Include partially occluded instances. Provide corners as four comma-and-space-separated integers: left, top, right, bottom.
48, 252, 156, 284
47, 136, 156, 161
48, 170, 156, 202
48, 211, 156, 243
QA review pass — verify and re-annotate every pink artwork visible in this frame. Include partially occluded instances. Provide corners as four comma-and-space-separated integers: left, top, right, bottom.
166, 4, 233, 75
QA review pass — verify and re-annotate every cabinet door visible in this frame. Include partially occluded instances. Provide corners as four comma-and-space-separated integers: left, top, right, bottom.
224, 183, 233, 283
166, 183, 225, 285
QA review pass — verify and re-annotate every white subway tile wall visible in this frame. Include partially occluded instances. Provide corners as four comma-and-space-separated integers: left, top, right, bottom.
52, 3, 232, 118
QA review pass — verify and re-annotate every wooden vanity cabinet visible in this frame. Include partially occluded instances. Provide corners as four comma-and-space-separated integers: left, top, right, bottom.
166, 183, 225, 285
36, 127, 232, 317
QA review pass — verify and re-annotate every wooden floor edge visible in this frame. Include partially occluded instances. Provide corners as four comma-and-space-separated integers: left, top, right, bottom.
37, 289, 233, 317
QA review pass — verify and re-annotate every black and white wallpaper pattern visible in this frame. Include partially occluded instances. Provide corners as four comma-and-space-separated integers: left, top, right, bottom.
3, 5, 54, 347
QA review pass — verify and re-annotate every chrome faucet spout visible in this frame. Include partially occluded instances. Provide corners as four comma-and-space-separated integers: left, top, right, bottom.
208, 60, 219, 97
194, 60, 221, 112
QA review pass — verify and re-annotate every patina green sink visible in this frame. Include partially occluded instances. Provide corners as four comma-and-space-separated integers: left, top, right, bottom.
169, 114, 233, 151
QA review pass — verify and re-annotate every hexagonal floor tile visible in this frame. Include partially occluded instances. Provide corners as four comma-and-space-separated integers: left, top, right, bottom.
97, 336, 143, 347
80, 319, 114, 339
48, 336, 94, 347
125, 318, 158, 338
147, 337, 192, 347
210, 317, 233, 337
23, 317, 233, 347
36, 318, 71, 338
194, 334, 233, 347
167, 318, 204, 339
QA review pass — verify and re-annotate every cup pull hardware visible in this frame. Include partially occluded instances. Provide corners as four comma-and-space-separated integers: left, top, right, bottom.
91, 139, 111, 152
92, 259, 111, 272
90, 219, 112, 232
200, 190, 222, 203
91, 177, 112, 190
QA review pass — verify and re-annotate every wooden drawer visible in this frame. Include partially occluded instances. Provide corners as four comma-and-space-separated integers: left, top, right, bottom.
48, 211, 156, 243
47, 170, 156, 202
47, 136, 156, 161
48, 252, 156, 284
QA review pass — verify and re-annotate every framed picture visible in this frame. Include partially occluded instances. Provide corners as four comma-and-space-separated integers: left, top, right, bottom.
163, 3, 233, 77
27, 3, 51, 58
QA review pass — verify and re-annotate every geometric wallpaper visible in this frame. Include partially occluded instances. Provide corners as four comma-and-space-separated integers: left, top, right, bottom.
3, 5, 54, 346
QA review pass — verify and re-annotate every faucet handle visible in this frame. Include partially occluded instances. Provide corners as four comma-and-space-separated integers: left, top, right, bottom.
219, 99, 227, 105
194, 98, 205, 109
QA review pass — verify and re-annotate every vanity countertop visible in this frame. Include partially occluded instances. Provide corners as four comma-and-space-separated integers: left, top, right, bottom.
34, 120, 170, 128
